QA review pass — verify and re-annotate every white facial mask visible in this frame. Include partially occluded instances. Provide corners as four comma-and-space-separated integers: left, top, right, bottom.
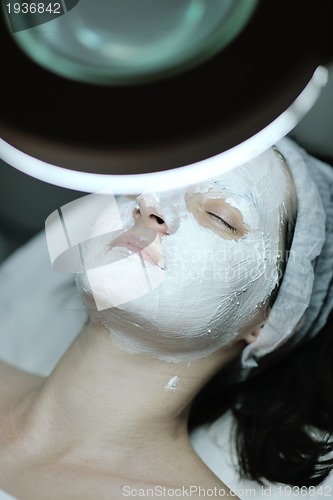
77, 149, 289, 362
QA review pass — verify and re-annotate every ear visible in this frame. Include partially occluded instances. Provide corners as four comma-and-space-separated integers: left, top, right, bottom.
243, 326, 263, 345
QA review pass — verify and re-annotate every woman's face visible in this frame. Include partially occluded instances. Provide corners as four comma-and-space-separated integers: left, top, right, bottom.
78, 148, 290, 362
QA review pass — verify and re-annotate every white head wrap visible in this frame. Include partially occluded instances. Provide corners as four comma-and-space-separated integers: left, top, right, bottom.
241, 137, 333, 378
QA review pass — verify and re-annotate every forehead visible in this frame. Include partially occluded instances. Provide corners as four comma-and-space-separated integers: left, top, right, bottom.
137, 148, 289, 216
188, 148, 288, 202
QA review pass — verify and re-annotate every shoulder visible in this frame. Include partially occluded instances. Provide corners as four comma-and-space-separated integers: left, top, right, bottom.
0, 360, 43, 406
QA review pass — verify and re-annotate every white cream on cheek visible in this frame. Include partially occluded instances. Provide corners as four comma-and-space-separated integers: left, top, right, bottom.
77, 150, 288, 362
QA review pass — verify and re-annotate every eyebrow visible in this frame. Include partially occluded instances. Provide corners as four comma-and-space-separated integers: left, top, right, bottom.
205, 185, 259, 213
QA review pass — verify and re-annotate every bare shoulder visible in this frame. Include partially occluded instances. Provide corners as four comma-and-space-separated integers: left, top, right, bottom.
0, 464, 239, 500
0, 440, 239, 500
0, 360, 43, 403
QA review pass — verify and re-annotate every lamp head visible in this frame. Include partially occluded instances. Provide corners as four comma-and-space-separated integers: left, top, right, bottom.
1, 0, 332, 193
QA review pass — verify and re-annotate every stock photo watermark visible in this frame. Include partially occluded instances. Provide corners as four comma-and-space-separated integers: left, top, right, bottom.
121, 484, 332, 497
2, 0, 80, 32
45, 190, 300, 312
45, 191, 164, 310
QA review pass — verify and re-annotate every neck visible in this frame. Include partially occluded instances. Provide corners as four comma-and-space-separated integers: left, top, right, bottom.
8, 322, 242, 474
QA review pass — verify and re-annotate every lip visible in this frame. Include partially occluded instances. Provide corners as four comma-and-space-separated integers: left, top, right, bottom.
108, 231, 163, 267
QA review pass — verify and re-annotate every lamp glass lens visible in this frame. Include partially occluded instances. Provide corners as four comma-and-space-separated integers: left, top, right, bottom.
4, 0, 259, 84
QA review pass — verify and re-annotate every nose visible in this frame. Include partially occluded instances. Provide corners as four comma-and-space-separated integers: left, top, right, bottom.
133, 199, 169, 235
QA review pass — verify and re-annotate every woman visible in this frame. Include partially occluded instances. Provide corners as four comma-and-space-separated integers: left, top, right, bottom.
0, 137, 331, 499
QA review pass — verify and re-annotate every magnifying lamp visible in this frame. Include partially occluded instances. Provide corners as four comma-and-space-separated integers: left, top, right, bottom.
1, 0, 332, 193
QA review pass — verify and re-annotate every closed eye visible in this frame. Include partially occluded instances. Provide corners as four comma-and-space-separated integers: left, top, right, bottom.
206, 211, 237, 233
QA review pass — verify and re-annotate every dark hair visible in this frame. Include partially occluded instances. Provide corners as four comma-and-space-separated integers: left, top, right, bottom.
188, 307, 333, 487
